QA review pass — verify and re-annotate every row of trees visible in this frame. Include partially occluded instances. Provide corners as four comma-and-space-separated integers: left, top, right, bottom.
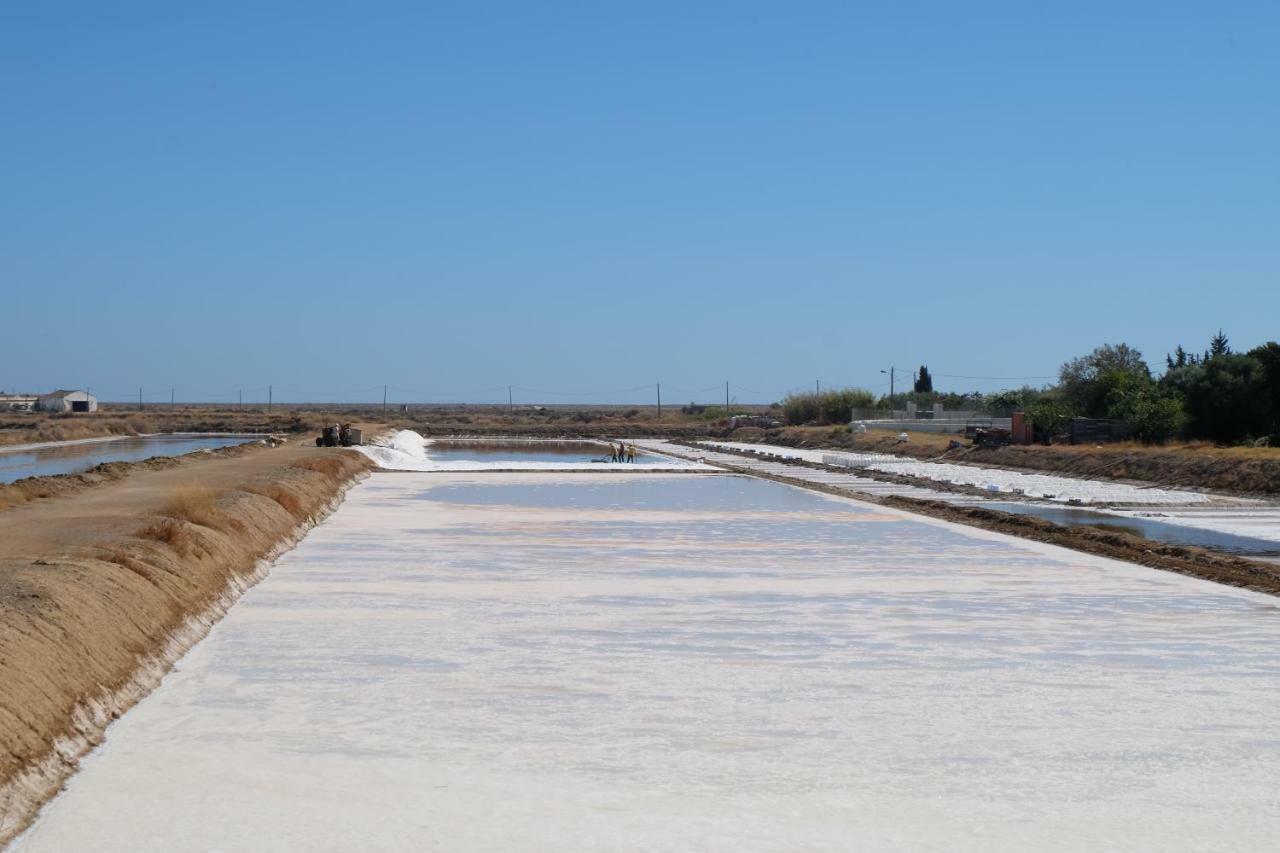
776, 332, 1279, 444
1057, 335, 1280, 443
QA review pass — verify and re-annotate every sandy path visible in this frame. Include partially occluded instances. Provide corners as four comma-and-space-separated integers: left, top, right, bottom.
0, 437, 340, 557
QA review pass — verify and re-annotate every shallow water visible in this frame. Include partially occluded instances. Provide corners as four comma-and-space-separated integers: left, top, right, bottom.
15, 473, 1280, 851
426, 439, 663, 465
0, 434, 259, 484
984, 501, 1280, 557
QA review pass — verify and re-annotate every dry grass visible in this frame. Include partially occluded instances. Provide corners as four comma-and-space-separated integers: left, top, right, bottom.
245, 483, 307, 520
290, 456, 349, 480
159, 485, 224, 529
136, 518, 195, 555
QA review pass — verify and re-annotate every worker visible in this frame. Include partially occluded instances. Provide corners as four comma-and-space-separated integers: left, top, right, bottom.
626, 443, 636, 463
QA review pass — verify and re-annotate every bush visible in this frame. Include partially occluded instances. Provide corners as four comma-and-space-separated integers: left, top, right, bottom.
137, 518, 195, 555
1104, 376, 1183, 442
160, 486, 223, 528
1024, 397, 1072, 438
247, 483, 307, 520
782, 389, 875, 425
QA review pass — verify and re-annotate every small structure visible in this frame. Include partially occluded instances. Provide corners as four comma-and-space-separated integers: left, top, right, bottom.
1066, 418, 1131, 445
37, 389, 98, 413
0, 394, 38, 412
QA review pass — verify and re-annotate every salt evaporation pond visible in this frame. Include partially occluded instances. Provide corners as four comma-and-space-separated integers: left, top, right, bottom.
357, 430, 706, 472
424, 438, 666, 465
0, 434, 260, 484
15, 473, 1280, 851
983, 501, 1280, 558
704, 440, 1211, 505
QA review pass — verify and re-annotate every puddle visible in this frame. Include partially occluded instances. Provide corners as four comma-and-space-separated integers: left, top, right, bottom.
984, 502, 1280, 558
0, 434, 261, 484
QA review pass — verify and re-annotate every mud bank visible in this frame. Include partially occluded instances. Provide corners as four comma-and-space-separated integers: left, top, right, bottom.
0, 448, 372, 844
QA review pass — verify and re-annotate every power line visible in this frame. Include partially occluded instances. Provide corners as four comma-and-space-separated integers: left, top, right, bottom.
934, 373, 1056, 381
512, 384, 656, 398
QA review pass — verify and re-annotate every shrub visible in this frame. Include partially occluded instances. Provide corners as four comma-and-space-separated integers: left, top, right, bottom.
782, 390, 875, 425
160, 486, 223, 528
291, 456, 347, 480
247, 483, 307, 520
137, 518, 194, 555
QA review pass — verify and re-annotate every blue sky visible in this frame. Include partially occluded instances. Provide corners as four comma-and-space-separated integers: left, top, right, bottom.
3, 2, 1277, 405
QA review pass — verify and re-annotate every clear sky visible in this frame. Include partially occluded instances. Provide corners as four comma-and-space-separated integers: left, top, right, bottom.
3, 2, 1277, 405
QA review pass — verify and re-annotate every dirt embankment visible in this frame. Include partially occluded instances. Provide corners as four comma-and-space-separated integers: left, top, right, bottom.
0, 441, 373, 844
0, 410, 330, 450
731, 426, 1280, 497
0, 442, 271, 513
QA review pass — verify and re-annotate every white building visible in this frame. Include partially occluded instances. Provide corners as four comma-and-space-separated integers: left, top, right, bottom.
37, 389, 98, 413
0, 394, 38, 412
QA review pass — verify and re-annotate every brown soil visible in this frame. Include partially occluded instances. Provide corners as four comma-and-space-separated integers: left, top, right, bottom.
0, 437, 373, 843
732, 426, 1280, 497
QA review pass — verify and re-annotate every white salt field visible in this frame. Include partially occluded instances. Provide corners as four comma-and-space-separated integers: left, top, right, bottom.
357, 430, 710, 472
15, 470, 1280, 851
702, 440, 1212, 505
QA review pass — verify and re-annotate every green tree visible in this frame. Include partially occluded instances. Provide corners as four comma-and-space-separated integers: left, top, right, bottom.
1024, 396, 1072, 438
1246, 342, 1280, 441
1058, 343, 1151, 417
1182, 353, 1270, 443
914, 365, 933, 393
1209, 329, 1231, 358
1102, 372, 1183, 442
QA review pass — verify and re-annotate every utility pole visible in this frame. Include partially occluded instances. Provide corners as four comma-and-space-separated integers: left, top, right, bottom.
881, 367, 895, 402
268, 385, 272, 412
725, 381, 730, 412
170, 387, 175, 410
383, 384, 387, 414
238, 389, 242, 411
139, 387, 143, 411
816, 379, 820, 395
656, 383, 661, 420
508, 385, 513, 415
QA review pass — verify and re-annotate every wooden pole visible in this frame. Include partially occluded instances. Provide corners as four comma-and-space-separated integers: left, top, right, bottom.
656, 383, 661, 420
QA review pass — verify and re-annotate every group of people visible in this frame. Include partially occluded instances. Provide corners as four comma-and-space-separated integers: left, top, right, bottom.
608, 442, 638, 463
